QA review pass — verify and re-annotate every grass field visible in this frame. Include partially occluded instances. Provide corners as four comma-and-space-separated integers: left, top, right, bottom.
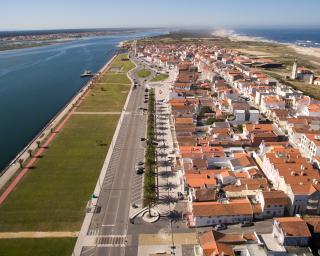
77, 83, 130, 112
0, 238, 76, 256
136, 69, 151, 78
151, 73, 168, 82
0, 53, 134, 235
0, 114, 120, 231
111, 54, 135, 73
77, 54, 133, 112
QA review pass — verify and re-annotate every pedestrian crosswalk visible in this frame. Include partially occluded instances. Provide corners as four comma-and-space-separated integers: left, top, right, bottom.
87, 228, 100, 236
96, 235, 127, 247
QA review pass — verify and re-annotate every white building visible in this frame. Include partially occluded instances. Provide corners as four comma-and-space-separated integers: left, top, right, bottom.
188, 199, 253, 227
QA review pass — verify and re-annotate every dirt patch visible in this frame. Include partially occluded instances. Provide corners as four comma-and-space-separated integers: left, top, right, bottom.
236, 48, 277, 57
109, 67, 123, 72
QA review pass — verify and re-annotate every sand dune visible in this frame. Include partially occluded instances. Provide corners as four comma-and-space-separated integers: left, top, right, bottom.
289, 45, 320, 59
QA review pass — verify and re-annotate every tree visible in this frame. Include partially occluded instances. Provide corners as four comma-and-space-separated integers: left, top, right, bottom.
36, 141, 41, 148
18, 159, 24, 168
199, 106, 213, 117
144, 180, 157, 216
28, 149, 33, 158
206, 117, 215, 125
237, 124, 243, 133
143, 88, 158, 212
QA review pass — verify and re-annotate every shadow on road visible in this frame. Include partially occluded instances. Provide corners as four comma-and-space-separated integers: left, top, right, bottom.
160, 182, 178, 191
159, 195, 178, 205
159, 171, 176, 178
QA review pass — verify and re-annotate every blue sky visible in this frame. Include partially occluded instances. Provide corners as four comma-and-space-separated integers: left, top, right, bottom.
1, 0, 320, 30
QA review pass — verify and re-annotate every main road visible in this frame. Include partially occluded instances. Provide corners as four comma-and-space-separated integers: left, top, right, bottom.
80, 56, 153, 256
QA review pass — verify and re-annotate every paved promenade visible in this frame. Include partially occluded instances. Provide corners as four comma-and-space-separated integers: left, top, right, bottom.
0, 231, 78, 239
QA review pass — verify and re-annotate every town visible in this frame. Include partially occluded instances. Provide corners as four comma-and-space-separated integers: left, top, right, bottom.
132, 39, 320, 256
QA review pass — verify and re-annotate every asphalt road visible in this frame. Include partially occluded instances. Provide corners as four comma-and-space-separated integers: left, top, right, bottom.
80, 57, 156, 256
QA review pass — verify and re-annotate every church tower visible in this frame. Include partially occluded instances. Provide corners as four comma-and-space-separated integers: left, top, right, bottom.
291, 60, 298, 80
309, 73, 314, 85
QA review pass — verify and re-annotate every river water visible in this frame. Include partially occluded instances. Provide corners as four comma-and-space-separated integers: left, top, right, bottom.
0, 30, 164, 171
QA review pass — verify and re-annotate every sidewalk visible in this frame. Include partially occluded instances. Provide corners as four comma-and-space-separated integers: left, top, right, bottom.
0, 231, 78, 239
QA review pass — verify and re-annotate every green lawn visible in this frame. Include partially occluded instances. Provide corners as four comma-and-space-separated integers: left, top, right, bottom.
0, 238, 76, 256
77, 53, 134, 112
99, 73, 131, 84
151, 73, 169, 82
77, 83, 130, 112
111, 54, 136, 73
0, 53, 134, 235
136, 69, 151, 78
0, 114, 120, 231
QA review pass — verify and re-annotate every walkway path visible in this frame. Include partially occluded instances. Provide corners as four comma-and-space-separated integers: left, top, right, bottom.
0, 231, 78, 239
73, 112, 122, 115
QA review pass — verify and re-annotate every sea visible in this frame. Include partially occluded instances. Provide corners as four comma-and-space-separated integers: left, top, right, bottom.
0, 30, 166, 172
231, 28, 320, 48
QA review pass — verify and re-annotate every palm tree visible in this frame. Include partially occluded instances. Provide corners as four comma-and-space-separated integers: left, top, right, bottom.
28, 149, 33, 158
18, 159, 24, 169
36, 141, 41, 148
144, 190, 157, 217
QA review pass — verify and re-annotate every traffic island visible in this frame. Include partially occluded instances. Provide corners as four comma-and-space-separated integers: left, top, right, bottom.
142, 209, 160, 223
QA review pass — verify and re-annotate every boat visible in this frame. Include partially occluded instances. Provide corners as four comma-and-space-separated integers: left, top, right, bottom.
80, 70, 95, 78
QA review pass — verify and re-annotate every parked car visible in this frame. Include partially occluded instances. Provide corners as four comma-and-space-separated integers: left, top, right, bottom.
240, 221, 254, 227
144, 100, 148, 103
135, 166, 144, 175
214, 224, 227, 231
131, 203, 139, 209
137, 161, 144, 166
145, 88, 149, 92
177, 192, 184, 200
140, 137, 146, 141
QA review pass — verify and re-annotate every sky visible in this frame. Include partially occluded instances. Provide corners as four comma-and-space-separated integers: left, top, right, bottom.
1, 0, 320, 31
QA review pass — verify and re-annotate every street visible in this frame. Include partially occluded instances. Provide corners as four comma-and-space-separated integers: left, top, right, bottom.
80, 57, 151, 256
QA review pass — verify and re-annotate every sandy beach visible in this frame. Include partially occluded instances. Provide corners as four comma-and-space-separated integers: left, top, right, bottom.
213, 29, 320, 60
288, 44, 320, 59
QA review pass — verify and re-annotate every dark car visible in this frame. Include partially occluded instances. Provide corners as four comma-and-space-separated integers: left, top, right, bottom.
145, 88, 149, 92
144, 100, 148, 103
240, 221, 254, 227
177, 192, 184, 200
135, 166, 144, 174
140, 137, 146, 141
214, 224, 227, 231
